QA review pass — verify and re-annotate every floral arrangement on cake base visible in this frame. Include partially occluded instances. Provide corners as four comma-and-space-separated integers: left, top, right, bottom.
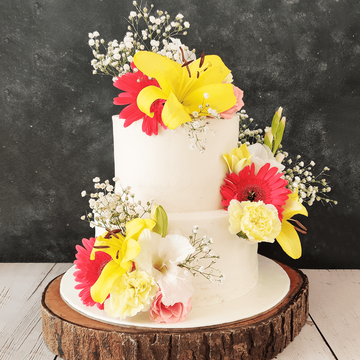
77, 178, 222, 323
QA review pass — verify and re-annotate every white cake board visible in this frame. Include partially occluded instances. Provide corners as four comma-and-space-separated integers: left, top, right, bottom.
60, 255, 290, 329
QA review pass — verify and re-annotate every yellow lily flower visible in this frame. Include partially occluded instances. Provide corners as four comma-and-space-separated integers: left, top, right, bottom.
276, 191, 308, 259
90, 218, 156, 304
133, 51, 237, 129
223, 144, 253, 173
125, 218, 156, 241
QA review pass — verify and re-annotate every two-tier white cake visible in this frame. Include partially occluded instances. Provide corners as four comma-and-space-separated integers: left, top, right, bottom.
60, 114, 290, 328
112, 115, 259, 308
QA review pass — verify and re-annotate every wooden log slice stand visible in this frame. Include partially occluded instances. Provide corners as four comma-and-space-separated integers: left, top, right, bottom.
41, 262, 308, 360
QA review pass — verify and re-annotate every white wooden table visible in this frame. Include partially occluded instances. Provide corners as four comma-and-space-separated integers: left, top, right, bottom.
0, 264, 358, 360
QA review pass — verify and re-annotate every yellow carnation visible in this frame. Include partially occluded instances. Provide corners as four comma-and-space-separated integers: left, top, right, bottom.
104, 270, 157, 319
228, 199, 281, 243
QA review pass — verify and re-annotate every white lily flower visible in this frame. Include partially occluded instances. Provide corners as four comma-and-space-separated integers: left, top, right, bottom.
135, 229, 194, 306
247, 143, 285, 174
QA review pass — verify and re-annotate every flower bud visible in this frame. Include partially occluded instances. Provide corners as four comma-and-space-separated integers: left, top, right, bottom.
151, 204, 168, 237
275, 153, 285, 163
264, 126, 273, 149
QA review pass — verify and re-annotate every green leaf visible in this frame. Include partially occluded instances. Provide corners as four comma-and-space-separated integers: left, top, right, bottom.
236, 230, 248, 239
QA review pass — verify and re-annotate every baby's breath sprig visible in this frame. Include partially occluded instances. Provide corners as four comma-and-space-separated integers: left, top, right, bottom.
236, 109, 336, 206
179, 226, 224, 284
181, 117, 215, 153
238, 110, 264, 147
88, 2, 194, 80
128, 2, 191, 55
180, 93, 223, 153
196, 93, 220, 118
80, 177, 153, 233
284, 157, 337, 206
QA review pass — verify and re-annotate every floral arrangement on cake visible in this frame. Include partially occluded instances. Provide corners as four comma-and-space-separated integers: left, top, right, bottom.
220, 107, 337, 259
88, 1, 243, 150
78, 180, 221, 323
74, 3, 336, 324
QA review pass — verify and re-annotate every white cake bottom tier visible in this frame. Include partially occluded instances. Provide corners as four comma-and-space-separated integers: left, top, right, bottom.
95, 209, 259, 309
167, 209, 259, 308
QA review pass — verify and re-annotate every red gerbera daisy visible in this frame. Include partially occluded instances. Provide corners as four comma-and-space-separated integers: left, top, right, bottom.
220, 163, 291, 221
113, 63, 166, 136
73, 237, 111, 309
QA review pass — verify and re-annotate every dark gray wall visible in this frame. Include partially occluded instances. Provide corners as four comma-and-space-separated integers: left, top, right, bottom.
1, 0, 359, 268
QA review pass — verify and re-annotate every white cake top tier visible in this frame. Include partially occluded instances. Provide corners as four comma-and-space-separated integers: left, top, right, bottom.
113, 115, 239, 212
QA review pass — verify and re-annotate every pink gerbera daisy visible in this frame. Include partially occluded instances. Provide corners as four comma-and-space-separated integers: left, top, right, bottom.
113, 63, 166, 136
220, 163, 291, 221
73, 237, 111, 309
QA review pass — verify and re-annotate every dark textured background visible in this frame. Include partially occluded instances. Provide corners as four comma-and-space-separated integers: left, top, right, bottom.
1, 0, 359, 268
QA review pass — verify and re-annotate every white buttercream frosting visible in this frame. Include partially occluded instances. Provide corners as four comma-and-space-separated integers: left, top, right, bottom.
168, 210, 258, 307
112, 115, 259, 308
113, 115, 240, 212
